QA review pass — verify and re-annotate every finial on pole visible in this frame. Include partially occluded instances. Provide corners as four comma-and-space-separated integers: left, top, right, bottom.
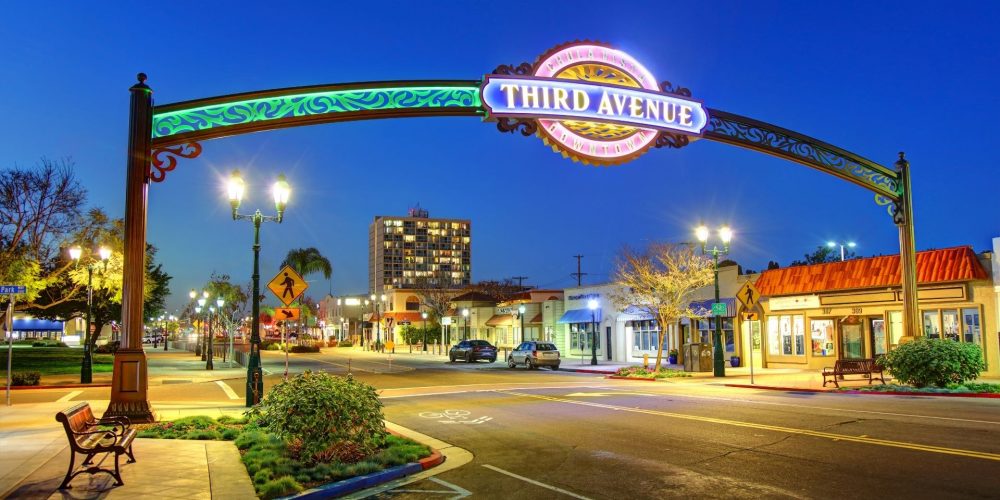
895, 151, 908, 170
137, 72, 147, 83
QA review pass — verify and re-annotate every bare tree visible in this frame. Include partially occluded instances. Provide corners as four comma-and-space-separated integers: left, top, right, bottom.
465, 279, 526, 302
412, 276, 457, 322
609, 242, 713, 370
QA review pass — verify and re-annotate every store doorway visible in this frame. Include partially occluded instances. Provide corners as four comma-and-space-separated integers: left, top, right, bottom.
840, 319, 865, 359
606, 326, 612, 360
869, 318, 887, 358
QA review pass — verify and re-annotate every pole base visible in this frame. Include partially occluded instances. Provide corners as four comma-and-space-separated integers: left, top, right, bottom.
105, 349, 155, 423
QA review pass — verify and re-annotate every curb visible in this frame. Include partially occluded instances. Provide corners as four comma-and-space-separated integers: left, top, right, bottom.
286, 462, 425, 500
724, 384, 1000, 398
605, 375, 657, 381
5, 383, 112, 390
283, 428, 449, 499
561, 368, 617, 375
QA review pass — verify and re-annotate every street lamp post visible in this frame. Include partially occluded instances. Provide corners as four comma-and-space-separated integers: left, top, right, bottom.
696, 224, 733, 378
462, 308, 469, 340
827, 240, 857, 262
164, 314, 175, 351
207, 297, 224, 370
228, 169, 289, 406
421, 311, 428, 351
362, 299, 370, 347
587, 299, 598, 365
518, 304, 526, 343
69, 245, 111, 384
207, 305, 216, 370
196, 294, 208, 360
370, 293, 387, 352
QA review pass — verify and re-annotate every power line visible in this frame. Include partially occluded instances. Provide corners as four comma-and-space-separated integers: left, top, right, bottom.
511, 276, 529, 288
571, 255, 588, 286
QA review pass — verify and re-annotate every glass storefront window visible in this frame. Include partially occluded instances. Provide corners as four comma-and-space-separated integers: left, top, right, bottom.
810, 319, 835, 356
570, 322, 599, 351
923, 311, 940, 338
766, 314, 805, 357
962, 309, 981, 344
888, 311, 903, 347
630, 320, 660, 352
697, 318, 735, 353
942, 310, 959, 341
871, 319, 887, 356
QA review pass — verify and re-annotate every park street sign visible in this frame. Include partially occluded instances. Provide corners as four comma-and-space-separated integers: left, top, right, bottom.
274, 307, 300, 321
736, 280, 760, 310
267, 266, 308, 306
0, 285, 26, 294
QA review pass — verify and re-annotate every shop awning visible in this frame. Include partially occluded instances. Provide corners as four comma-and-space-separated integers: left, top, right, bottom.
485, 314, 513, 327
557, 308, 602, 324
14, 318, 64, 332
617, 306, 655, 322
689, 298, 736, 317
528, 313, 543, 324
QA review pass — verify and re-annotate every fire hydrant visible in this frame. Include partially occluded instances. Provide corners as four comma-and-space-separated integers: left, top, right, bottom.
642, 353, 649, 370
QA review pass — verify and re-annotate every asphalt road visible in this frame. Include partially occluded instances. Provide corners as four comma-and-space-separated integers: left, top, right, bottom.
9, 349, 1000, 498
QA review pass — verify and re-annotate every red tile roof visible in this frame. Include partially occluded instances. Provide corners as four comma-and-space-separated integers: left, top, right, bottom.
383, 312, 426, 323
754, 246, 988, 296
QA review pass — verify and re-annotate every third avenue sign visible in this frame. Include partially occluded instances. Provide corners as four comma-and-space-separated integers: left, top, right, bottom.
481, 41, 708, 166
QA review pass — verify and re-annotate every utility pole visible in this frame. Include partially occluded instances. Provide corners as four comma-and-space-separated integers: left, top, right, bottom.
571, 255, 587, 286
511, 276, 529, 288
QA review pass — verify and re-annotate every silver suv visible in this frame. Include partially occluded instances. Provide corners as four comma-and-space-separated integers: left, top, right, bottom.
508, 341, 560, 370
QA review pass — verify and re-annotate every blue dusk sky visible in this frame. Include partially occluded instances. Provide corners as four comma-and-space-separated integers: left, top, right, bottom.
2, 1, 998, 313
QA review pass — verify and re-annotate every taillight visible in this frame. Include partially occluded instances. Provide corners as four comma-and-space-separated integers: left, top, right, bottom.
533, 350, 538, 357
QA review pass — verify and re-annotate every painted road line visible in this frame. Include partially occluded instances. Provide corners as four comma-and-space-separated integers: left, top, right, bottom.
482, 464, 593, 500
499, 391, 1000, 462
380, 383, 614, 399
215, 380, 240, 400
605, 388, 1000, 426
56, 390, 83, 403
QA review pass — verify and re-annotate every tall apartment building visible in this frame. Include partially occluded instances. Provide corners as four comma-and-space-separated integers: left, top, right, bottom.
369, 207, 471, 294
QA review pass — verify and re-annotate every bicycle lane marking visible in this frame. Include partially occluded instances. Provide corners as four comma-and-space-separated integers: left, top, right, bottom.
498, 390, 1000, 462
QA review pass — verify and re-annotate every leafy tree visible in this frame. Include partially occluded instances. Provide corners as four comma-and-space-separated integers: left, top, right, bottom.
609, 242, 714, 370
0, 158, 87, 310
789, 245, 855, 266
281, 247, 332, 283
766, 260, 781, 270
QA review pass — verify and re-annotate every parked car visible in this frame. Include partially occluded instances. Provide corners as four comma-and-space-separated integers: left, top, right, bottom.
141, 335, 164, 344
508, 341, 560, 370
449, 340, 497, 363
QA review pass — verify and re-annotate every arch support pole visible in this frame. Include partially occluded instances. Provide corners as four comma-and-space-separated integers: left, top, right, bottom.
106, 74, 155, 423
895, 153, 921, 343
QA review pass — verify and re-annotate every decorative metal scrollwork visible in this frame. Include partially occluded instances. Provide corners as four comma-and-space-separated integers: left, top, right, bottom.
149, 142, 202, 183
496, 117, 538, 136
492, 62, 534, 76
660, 80, 692, 97
705, 109, 899, 199
654, 132, 691, 149
876, 194, 906, 225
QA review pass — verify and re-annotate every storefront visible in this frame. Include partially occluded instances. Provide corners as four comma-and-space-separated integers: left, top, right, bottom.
754, 246, 997, 375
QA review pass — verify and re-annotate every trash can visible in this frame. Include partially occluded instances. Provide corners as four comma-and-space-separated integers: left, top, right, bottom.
684, 343, 714, 372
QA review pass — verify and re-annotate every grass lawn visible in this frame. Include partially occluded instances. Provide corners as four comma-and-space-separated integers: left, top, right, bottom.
615, 366, 692, 379
0, 347, 115, 376
138, 416, 431, 499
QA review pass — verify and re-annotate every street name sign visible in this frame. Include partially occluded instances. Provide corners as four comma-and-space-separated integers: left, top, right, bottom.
0, 285, 26, 294
711, 302, 727, 317
267, 266, 308, 306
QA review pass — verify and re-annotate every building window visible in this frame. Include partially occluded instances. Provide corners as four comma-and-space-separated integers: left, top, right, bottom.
405, 296, 420, 311
697, 318, 735, 353
810, 319, 835, 356
569, 322, 599, 351
767, 314, 805, 357
962, 308, 981, 344
629, 320, 659, 352
922, 310, 940, 338
888, 311, 904, 347
916, 308, 982, 346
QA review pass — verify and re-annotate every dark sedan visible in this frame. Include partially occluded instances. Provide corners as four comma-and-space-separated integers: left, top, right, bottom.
449, 339, 497, 363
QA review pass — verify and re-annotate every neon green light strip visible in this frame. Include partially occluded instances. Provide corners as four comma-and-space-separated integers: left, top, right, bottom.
152, 85, 482, 139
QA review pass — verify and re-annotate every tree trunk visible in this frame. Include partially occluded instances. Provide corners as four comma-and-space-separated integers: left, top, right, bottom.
653, 329, 666, 370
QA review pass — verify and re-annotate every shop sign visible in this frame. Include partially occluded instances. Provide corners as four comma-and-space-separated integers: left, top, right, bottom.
481, 42, 708, 166
343, 297, 361, 306
567, 293, 600, 301
768, 295, 820, 311
711, 302, 727, 316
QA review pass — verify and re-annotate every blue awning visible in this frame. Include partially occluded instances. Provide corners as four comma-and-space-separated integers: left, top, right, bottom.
689, 298, 736, 317
558, 308, 602, 324
13, 318, 64, 332
617, 305, 655, 322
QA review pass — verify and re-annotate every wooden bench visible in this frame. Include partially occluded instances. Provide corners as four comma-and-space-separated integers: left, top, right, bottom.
55, 402, 137, 489
822, 358, 885, 388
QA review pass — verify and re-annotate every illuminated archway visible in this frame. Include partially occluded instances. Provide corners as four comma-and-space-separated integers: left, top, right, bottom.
107, 42, 918, 421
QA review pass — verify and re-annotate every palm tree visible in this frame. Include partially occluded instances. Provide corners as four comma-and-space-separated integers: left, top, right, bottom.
281, 247, 332, 282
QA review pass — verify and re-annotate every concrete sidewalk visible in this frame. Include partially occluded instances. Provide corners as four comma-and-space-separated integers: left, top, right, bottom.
22, 348, 248, 387
0, 400, 253, 499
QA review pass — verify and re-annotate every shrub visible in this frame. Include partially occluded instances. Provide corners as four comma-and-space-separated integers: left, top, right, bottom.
94, 340, 120, 353
289, 344, 320, 353
12, 371, 41, 386
879, 338, 985, 388
327, 340, 338, 347
257, 476, 302, 500
338, 341, 353, 348
247, 371, 387, 463
32, 341, 46, 347
265, 343, 280, 351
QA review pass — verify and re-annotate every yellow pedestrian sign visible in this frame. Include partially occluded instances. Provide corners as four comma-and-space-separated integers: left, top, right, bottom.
267, 266, 308, 306
736, 280, 760, 310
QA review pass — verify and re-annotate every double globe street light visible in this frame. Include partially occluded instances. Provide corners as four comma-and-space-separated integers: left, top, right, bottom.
696, 224, 733, 377
370, 294, 386, 352
587, 299, 599, 365
827, 240, 857, 262
228, 169, 290, 407
68, 245, 111, 384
